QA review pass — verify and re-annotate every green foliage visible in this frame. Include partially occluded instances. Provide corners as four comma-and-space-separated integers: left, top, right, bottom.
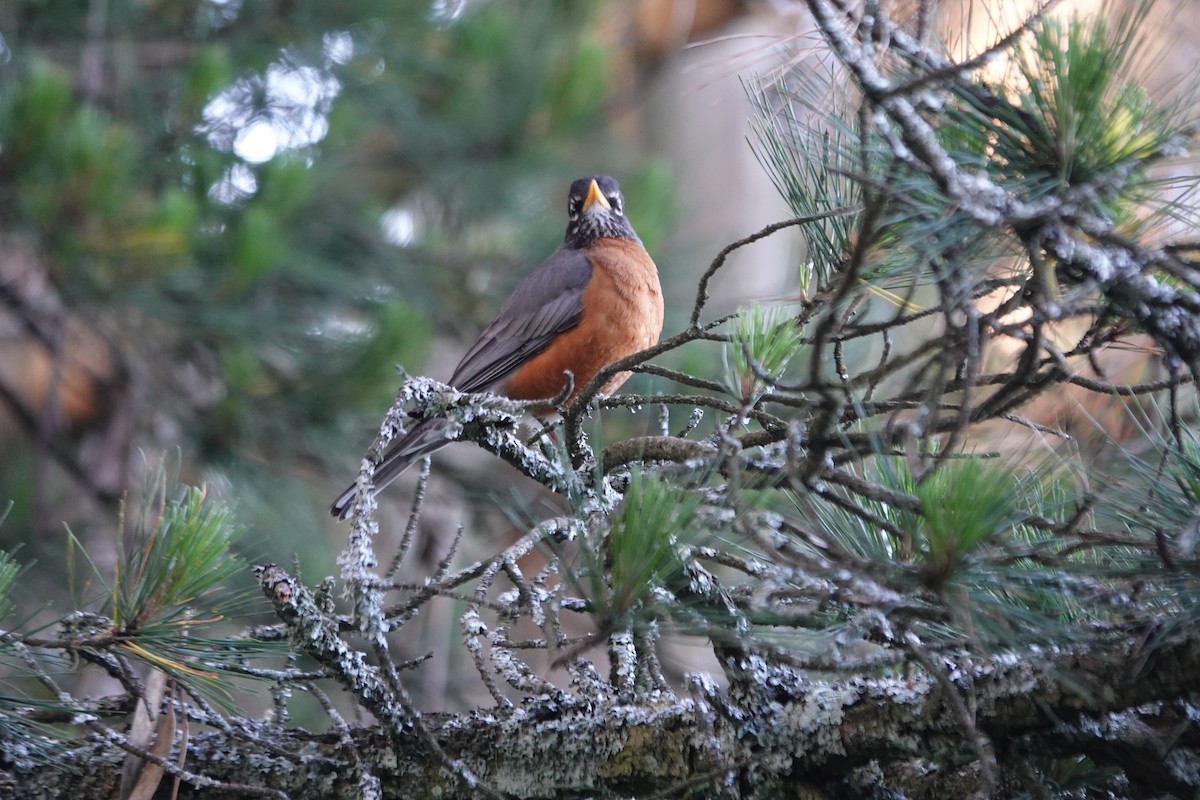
0, 462, 275, 758
590, 471, 703, 627
47, 463, 276, 696
778, 453, 1112, 652
1, 64, 139, 241
545, 34, 611, 131
910, 459, 1023, 588
1171, 437, 1200, 509
800, 455, 1032, 578
332, 300, 432, 411
113, 477, 244, 633
0, 0, 638, 539
723, 303, 803, 408
256, 156, 317, 220
1014, 7, 1165, 191
0, 547, 18, 622
754, 2, 1196, 312
0, 61, 72, 157
749, 81, 860, 291
230, 204, 287, 288
1094, 414, 1200, 586
949, 2, 1195, 227
182, 45, 234, 118
629, 1, 1200, 691
620, 161, 675, 255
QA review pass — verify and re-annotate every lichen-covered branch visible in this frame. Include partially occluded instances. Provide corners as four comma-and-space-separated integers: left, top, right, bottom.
6, 632, 1200, 798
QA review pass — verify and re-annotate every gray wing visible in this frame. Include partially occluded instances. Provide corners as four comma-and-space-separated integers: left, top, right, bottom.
450, 245, 593, 392
330, 245, 593, 520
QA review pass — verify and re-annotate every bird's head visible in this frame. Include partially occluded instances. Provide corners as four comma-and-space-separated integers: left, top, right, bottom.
564, 175, 640, 247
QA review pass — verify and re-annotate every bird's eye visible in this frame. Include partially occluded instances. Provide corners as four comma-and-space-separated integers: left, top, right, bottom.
608, 195, 623, 214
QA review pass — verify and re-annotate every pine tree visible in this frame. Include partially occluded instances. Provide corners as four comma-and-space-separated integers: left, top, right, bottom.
3, 1, 1200, 798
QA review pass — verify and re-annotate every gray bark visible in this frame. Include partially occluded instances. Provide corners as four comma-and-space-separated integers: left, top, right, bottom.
5, 633, 1199, 799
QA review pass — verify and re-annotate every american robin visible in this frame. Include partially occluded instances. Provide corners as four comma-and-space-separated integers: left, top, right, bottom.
331, 176, 663, 520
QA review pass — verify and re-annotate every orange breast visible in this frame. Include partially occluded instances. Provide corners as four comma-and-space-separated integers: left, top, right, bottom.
503, 237, 663, 406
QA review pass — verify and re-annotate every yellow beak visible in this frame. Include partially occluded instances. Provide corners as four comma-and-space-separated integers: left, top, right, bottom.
582, 179, 611, 213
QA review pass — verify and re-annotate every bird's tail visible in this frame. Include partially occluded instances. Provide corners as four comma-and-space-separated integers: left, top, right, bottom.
329, 418, 448, 520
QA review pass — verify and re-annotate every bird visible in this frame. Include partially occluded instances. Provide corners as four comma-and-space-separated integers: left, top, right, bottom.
331, 175, 663, 520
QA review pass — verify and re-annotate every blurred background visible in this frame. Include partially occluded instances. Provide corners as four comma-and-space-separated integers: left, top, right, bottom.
0, 0, 1195, 712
